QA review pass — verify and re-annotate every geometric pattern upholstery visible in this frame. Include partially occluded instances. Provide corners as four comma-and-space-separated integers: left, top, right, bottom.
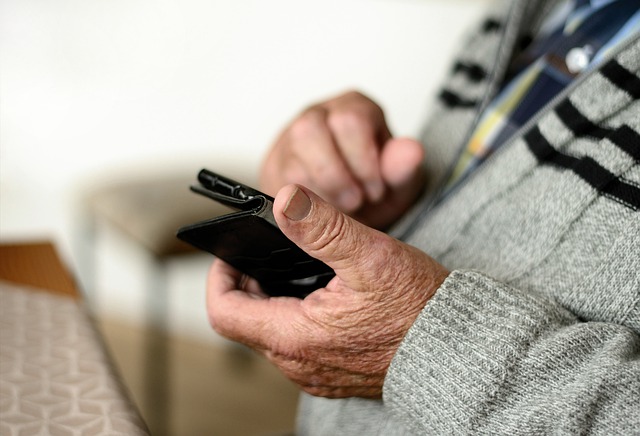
0, 281, 149, 435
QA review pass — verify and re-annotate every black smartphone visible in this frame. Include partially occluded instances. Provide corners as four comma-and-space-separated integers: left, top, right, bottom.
176, 169, 334, 297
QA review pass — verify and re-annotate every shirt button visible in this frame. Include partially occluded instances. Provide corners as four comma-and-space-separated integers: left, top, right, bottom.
566, 45, 594, 74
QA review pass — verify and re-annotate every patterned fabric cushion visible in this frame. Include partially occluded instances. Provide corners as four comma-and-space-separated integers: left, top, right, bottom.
0, 281, 149, 435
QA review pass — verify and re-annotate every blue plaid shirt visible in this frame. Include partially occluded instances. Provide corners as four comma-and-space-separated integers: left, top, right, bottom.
444, 0, 640, 193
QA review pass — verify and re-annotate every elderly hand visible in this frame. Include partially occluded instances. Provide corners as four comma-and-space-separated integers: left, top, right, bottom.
259, 90, 425, 230
207, 184, 449, 398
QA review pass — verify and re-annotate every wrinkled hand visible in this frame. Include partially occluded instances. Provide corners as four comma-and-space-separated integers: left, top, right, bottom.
207, 184, 449, 398
260, 90, 425, 230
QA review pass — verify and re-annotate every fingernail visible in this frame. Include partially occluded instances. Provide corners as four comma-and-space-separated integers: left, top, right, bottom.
366, 180, 384, 201
338, 188, 361, 211
283, 186, 312, 221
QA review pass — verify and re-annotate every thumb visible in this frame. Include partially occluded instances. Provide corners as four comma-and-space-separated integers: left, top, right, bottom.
273, 184, 395, 288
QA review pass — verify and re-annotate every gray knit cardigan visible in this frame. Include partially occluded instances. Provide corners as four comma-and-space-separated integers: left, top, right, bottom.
296, 0, 640, 434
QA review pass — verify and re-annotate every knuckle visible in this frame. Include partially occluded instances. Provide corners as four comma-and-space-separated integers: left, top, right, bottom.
207, 311, 229, 337
344, 90, 382, 113
288, 108, 326, 141
282, 165, 308, 186
327, 108, 369, 135
206, 312, 217, 331
340, 89, 367, 102
310, 164, 349, 190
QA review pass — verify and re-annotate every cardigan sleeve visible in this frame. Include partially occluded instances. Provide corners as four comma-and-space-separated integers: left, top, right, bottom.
384, 269, 640, 435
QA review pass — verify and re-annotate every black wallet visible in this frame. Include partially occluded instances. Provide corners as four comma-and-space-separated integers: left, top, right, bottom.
176, 169, 334, 297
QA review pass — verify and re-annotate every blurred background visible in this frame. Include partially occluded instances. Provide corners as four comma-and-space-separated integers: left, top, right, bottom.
1, 0, 492, 434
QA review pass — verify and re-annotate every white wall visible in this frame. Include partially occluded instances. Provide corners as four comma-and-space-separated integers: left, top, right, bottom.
1, 0, 492, 338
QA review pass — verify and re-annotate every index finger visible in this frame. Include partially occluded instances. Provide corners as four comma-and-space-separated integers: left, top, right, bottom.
287, 107, 364, 212
325, 107, 389, 203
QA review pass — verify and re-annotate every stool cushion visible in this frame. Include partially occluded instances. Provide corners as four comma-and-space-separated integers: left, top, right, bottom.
88, 176, 237, 258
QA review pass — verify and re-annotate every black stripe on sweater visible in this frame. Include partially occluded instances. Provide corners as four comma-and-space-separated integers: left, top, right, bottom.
555, 99, 610, 139
524, 126, 640, 210
453, 62, 488, 82
603, 178, 640, 211
600, 59, 640, 99
555, 99, 640, 163
482, 18, 502, 33
438, 90, 478, 109
607, 125, 640, 163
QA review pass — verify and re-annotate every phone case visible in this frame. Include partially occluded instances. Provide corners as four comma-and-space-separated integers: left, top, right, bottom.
176, 169, 334, 297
